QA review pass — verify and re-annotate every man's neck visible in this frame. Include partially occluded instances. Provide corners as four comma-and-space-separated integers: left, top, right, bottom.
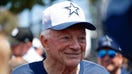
43, 59, 80, 74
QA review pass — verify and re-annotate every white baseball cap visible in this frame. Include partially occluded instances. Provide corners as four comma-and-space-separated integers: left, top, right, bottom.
42, 1, 96, 31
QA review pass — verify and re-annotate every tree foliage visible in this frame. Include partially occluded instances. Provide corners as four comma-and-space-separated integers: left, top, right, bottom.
0, 0, 56, 35
0, 0, 56, 14
0, 9, 17, 35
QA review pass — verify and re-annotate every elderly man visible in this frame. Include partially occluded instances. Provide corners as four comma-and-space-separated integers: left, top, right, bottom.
12, 1, 109, 74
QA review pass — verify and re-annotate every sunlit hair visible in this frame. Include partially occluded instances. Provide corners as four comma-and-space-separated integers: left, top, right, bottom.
40, 29, 51, 39
0, 34, 11, 74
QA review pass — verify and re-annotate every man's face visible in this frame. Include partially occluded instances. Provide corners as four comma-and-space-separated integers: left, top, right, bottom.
11, 42, 25, 56
43, 25, 86, 67
97, 49, 123, 72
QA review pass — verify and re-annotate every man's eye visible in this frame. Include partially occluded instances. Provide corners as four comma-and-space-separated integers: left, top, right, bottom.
79, 37, 86, 42
60, 36, 70, 42
62, 36, 70, 40
79, 37, 86, 40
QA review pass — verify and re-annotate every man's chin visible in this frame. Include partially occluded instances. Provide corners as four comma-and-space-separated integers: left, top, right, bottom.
106, 65, 115, 72
65, 59, 81, 67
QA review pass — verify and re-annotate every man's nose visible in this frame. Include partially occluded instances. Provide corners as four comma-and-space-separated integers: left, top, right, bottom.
103, 55, 112, 60
69, 39, 81, 50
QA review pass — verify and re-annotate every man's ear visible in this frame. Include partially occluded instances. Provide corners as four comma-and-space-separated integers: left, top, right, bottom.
40, 35, 48, 50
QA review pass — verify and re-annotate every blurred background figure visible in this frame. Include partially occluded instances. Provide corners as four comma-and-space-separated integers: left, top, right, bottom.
102, 0, 132, 67
32, 37, 46, 59
9, 27, 30, 69
100, 0, 132, 73
96, 35, 130, 74
0, 33, 11, 74
9, 27, 43, 69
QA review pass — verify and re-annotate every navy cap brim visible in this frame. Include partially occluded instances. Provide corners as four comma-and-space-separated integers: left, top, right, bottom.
50, 22, 96, 30
96, 46, 121, 53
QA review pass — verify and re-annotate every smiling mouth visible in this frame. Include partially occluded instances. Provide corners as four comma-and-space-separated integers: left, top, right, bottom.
64, 53, 81, 58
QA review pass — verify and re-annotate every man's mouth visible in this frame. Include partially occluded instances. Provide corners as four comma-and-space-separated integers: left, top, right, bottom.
64, 52, 81, 58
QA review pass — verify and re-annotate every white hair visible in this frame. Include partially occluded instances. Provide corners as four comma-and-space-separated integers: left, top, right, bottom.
40, 29, 51, 39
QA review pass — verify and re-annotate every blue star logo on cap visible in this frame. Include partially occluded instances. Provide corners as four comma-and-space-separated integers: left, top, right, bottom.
65, 3, 79, 16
